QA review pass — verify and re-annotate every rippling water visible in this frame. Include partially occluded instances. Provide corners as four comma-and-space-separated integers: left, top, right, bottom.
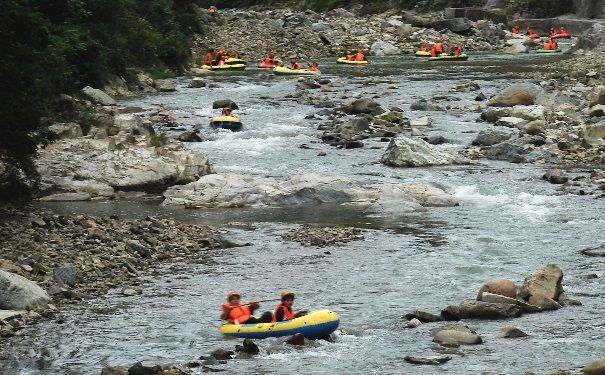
3, 53, 605, 375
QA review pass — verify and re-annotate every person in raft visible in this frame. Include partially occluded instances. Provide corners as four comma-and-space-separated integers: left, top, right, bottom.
203, 49, 214, 66
511, 25, 520, 34
433, 39, 444, 55
308, 62, 319, 72
543, 38, 558, 50
220, 107, 233, 117
272, 291, 308, 322
290, 58, 301, 70
355, 49, 365, 61
419, 44, 429, 52
220, 291, 272, 324
451, 44, 463, 56
346, 51, 354, 61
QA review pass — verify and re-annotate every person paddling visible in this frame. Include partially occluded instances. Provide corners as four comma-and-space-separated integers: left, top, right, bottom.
272, 291, 308, 322
433, 39, 444, 55
220, 291, 272, 324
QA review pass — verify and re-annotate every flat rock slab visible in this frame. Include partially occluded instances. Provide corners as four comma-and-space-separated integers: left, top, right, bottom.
0, 310, 27, 321
404, 355, 452, 365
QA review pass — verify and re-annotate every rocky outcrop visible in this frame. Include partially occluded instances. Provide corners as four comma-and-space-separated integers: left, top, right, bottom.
162, 173, 458, 209
81, 86, 116, 106
0, 270, 51, 311
381, 136, 470, 167
518, 264, 564, 302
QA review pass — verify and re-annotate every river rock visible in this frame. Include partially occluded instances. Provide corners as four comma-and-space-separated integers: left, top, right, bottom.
511, 105, 545, 121
48, 123, 83, 140
405, 310, 442, 323
410, 116, 432, 127
440, 305, 461, 321
543, 169, 569, 184
583, 357, 605, 375
431, 325, 483, 345
101, 366, 129, 375
370, 40, 401, 56
584, 124, 605, 146
210, 349, 234, 360
311, 22, 330, 32
458, 300, 523, 319
380, 136, 470, 167
212, 99, 238, 110
528, 295, 562, 311
487, 83, 545, 107
472, 128, 514, 146
477, 279, 517, 300
338, 98, 385, 115
391, 184, 459, 207
589, 86, 605, 107
481, 107, 512, 122
39, 192, 93, 202
188, 78, 206, 88
178, 131, 203, 142
404, 355, 451, 365
0, 270, 51, 311
128, 362, 163, 375
53, 266, 78, 287
496, 116, 527, 129
153, 79, 176, 92
504, 38, 529, 54
81, 86, 117, 106
235, 339, 259, 355
523, 120, 545, 135
518, 264, 564, 302
485, 141, 528, 162
410, 99, 428, 111
499, 326, 528, 338
285, 333, 306, 346
405, 318, 422, 328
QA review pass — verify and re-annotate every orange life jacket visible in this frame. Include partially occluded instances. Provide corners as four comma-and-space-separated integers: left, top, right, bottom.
430, 47, 438, 57
222, 304, 251, 324
420, 46, 428, 52
543, 41, 552, 50
355, 52, 365, 61
291, 62, 301, 70
346, 54, 354, 61
272, 304, 295, 322
453, 47, 462, 56
512, 27, 520, 34
434, 43, 443, 53
204, 53, 213, 65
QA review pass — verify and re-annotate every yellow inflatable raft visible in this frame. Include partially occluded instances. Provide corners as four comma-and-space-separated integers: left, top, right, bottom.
219, 309, 339, 339
210, 116, 243, 131
225, 58, 246, 65
200, 64, 246, 71
336, 57, 368, 65
272, 66, 318, 76
415, 51, 431, 57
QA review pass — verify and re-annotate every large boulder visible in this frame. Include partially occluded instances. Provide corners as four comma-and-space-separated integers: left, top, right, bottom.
472, 128, 514, 146
476, 279, 517, 300
338, 98, 385, 115
589, 85, 605, 107
458, 300, 523, 319
213, 99, 238, 110
487, 83, 545, 107
583, 357, 605, 375
431, 325, 482, 346
370, 40, 401, 56
511, 105, 545, 121
81, 86, 116, 106
431, 18, 473, 34
474, 20, 506, 44
381, 136, 470, 167
485, 141, 528, 162
518, 264, 564, 302
153, 79, 176, 92
0, 270, 51, 311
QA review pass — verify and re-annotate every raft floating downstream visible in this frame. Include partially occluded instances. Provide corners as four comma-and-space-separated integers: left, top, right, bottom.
219, 309, 339, 339
200, 64, 246, 71
272, 66, 318, 76
210, 115, 243, 132
336, 57, 368, 65
428, 53, 469, 62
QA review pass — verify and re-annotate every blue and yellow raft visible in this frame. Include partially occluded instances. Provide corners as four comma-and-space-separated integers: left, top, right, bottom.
219, 309, 339, 339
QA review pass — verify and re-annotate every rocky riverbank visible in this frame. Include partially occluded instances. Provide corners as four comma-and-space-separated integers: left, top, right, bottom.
0, 207, 229, 341
193, 7, 509, 61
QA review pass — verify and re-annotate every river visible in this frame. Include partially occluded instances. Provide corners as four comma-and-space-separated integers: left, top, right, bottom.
2, 53, 605, 375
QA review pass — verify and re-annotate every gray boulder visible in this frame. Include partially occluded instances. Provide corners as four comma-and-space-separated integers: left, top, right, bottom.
381, 136, 470, 167
472, 128, 514, 146
0, 270, 51, 311
458, 300, 523, 319
213, 99, 238, 110
48, 123, 83, 140
188, 78, 206, 88
81, 86, 116, 106
485, 141, 528, 162
370, 40, 401, 56
153, 79, 176, 92
311, 22, 330, 32
518, 264, 564, 302
339, 98, 384, 115
487, 83, 545, 107
543, 169, 569, 184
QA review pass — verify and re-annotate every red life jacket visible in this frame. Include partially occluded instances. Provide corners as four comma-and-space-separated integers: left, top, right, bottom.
221, 304, 251, 324
291, 62, 301, 70
204, 53, 213, 65
272, 304, 295, 322
355, 52, 365, 61
434, 43, 443, 53
430, 47, 438, 57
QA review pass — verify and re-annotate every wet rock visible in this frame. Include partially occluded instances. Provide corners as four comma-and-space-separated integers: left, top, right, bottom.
589, 105, 605, 117
405, 318, 422, 328
582, 357, 605, 375
485, 141, 528, 163
82, 86, 116, 106
496, 116, 527, 129
210, 349, 234, 360
440, 305, 461, 321
518, 264, 564, 302
53, 267, 78, 287
286, 333, 306, 345
528, 295, 562, 311
235, 339, 259, 355
405, 311, 442, 323
581, 245, 605, 257
0, 270, 51, 311
472, 128, 514, 146
431, 325, 483, 345
481, 107, 512, 122
458, 300, 523, 320
475, 92, 487, 101
381, 136, 470, 167
370, 40, 401, 56
404, 355, 451, 365
178, 131, 202, 142
423, 135, 448, 145
40, 192, 93, 202
479, 292, 540, 313
543, 169, 569, 184
212, 100, 238, 110
121, 287, 142, 296
410, 116, 432, 127
188, 78, 206, 88
153, 79, 176, 92
477, 279, 517, 300
410, 99, 428, 111
101, 366, 129, 375
499, 326, 528, 338
487, 83, 545, 107
128, 362, 162, 375
282, 226, 363, 246
338, 98, 384, 115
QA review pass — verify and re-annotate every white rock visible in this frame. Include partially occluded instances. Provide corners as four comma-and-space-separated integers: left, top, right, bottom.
380, 136, 470, 167
496, 116, 527, 129
370, 40, 401, 56
410, 116, 432, 127
0, 270, 51, 311
81, 86, 116, 106
511, 105, 545, 121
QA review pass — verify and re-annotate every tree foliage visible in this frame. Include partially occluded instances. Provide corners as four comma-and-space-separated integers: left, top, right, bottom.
0, 0, 197, 200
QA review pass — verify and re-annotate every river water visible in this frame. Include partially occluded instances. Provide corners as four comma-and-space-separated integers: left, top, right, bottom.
3, 54, 605, 375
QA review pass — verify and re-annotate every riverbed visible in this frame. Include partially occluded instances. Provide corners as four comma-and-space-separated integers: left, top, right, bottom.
3, 53, 605, 375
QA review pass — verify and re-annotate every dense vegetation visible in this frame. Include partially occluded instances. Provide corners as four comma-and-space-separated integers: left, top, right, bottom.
0, 0, 199, 200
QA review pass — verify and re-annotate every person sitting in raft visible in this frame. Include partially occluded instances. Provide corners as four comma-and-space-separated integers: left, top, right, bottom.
419, 44, 429, 52
549, 28, 556, 37
220, 291, 272, 324
217, 55, 226, 66
559, 27, 570, 37
203, 49, 214, 66
229, 51, 240, 59
290, 58, 301, 70
433, 39, 444, 55
452, 44, 463, 56
346, 51, 354, 61
429, 45, 439, 57
355, 50, 365, 61
308, 62, 319, 72
272, 291, 308, 322
220, 107, 233, 117
213, 49, 226, 65
511, 25, 520, 34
